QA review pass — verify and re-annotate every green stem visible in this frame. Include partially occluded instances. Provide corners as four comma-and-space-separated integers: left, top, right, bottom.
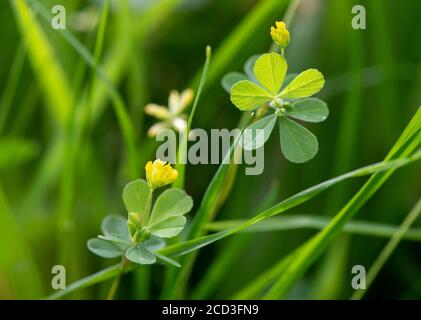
107, 257, 129, 300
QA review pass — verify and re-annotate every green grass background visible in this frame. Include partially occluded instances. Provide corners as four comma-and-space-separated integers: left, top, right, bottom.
0, 0, 420, 299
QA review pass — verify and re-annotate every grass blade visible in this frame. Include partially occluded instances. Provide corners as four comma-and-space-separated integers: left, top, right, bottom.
262, 107, 421, 299
158, 150, 421, 257
173, 46, 212, 189
205, 215, 421, 242
49, 149, 421, 299
11, 0, 73, 128
161, 113, 250, 298
191, 183, 280, 299
47, 264, 122, 300
351, 198, 421, 299
0, 182, 43, 299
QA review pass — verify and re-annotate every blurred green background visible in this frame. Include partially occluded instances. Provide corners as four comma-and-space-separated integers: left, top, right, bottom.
0, 0, 420, 299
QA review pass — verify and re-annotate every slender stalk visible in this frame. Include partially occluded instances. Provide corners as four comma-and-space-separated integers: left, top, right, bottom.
351, 198, 421, 300
173, 46, 212, 189
107, 258, 129, 300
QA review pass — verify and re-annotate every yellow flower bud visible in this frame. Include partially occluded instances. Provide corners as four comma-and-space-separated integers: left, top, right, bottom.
145, 159, 178, 189
270, 21, 290, 50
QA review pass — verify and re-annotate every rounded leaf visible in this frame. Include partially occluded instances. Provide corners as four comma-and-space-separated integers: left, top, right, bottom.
123, 179, 150, 237
230, 80, 273, 111
125, 244, 156, 265
142, 236, 165, 251
253, 52, 287, 95
279, 69, 325, 99
278, 117, 318, 163
149, 188, 193, 226
87, 238, 122, 258
148, 188, 192, 238
101, 215, 131, 242
150, 216, 187, 238
286, 98, 329, 123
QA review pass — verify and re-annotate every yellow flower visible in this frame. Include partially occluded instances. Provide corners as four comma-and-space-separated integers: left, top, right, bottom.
270, 21, 290, 50
145, 159, 178, 189
144, 89, 194, 137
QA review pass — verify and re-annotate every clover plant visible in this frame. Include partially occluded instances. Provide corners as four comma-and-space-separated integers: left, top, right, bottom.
222, 21, 329, 163
87, 160, 193, 267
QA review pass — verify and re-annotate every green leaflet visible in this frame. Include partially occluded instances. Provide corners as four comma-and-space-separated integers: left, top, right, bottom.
87, 238, 123, 259
278, 117, 319, 163
149, 188, 193, 238
286, 98, 329, 123
150, 216, 187, 238
101, 215, 131, 243
126, 244, 156, 265
279, 69, 325, 99
253, 53, 287, 95
230, 80, 273, 111
122, 180, 150, 215
122, 179, 150, 237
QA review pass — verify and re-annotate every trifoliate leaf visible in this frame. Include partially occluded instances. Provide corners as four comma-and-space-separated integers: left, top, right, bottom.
278, 116, 318, 163
241, 114, 277, 150
125, 244, 156, 265
286, 98, 329, 123
230, 80, 273, 111
87, 238, 123, 258
279, 69, 325, 99
253, 52, 287, 95
221, 72, 247, 94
